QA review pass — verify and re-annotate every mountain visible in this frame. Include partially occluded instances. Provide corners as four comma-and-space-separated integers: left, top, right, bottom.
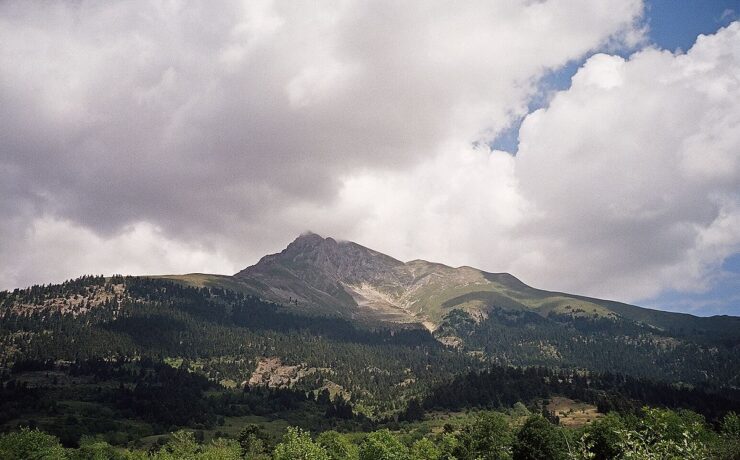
233, 232, 525, 329
2, 234, 740, 446
156, 233, 740, 385
234, 232, 411, 322
2, 253, 738, 457
164, 232, 740, 342
3, 232, 739, 388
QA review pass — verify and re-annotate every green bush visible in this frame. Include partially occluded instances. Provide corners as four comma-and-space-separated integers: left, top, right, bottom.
410, 438, 441, 460
317, 430, 359, 460
273, 427, 329, 460
584, 413, 625, 460
614, 408, 710, 460
457, 412, 513, 460
0, 427, 68, 460
359, 429, 409, 460
70, 437, 126, 460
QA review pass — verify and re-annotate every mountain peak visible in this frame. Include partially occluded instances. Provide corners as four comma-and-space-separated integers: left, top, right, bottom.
288, 231, 329, 249
233, 233, 408, 318
234, 234, 644, 328
239, 233, 402, 278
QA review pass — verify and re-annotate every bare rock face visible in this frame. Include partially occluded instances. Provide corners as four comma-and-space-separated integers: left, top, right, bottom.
234, 232, 413, 319
247, 357, 304, 388
246, 357, 323, 389
237, 232, 406, 285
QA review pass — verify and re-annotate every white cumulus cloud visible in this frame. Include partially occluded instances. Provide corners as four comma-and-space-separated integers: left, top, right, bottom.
9, 2, 739, 314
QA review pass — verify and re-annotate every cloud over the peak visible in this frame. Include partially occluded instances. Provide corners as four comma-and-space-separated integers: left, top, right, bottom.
4, 1, 739, 314
0, 0, 643, 287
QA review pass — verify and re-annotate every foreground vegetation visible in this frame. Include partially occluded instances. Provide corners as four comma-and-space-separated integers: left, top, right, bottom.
1, 408, 738, 459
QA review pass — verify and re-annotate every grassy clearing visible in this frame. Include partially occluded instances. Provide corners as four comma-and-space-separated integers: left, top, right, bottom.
547, 396, 602, 427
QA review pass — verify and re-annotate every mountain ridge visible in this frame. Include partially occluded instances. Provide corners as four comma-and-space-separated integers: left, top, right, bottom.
4, 234, 739, 388
160, 232, 739, 340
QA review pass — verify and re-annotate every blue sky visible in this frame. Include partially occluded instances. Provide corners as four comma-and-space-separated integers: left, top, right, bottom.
494, 0, 739, 153
647, 0, 739, 52
646, 254, 740, 316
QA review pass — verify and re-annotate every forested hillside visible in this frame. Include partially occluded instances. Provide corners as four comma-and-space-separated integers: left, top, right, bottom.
1, 274, 739, 455
435, 308, 740, 385
1, 276, 472, 412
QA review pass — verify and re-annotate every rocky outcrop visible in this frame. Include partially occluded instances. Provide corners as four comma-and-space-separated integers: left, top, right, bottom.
246, 357, 318, 388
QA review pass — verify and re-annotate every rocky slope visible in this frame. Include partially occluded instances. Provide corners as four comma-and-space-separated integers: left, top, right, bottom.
163, 232, 740, 340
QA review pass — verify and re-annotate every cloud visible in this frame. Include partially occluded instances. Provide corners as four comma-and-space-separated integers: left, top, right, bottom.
0, 217, 238, 289
3, 1, 739, 317
0, 0, 644, 288
331, 22, 740, 307
2, 2, 737, 315
720, 9, 736, 22
328, 142, 529, 268
512, 23, 740, 301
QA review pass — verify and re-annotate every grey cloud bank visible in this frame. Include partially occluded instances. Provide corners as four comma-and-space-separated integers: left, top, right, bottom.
1, 1, 738, 314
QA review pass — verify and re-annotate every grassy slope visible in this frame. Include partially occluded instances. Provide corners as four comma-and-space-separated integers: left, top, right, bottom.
152, 267, 740, 341
153, 274, 260, 294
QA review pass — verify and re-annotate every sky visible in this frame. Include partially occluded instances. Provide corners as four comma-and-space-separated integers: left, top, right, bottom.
1, 0, 738, 316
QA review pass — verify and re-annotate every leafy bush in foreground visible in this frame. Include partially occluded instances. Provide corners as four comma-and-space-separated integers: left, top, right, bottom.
1, 407, 739, 459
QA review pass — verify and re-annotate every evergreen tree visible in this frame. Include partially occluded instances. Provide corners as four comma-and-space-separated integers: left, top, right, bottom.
237, 424, 270, 459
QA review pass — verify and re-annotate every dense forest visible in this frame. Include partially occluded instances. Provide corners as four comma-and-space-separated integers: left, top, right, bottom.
1, 276, 739, 458
423, 366, 740, 423
437, 308, 740, 385
2, 355, 738, 448
1, 276, 474, 412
